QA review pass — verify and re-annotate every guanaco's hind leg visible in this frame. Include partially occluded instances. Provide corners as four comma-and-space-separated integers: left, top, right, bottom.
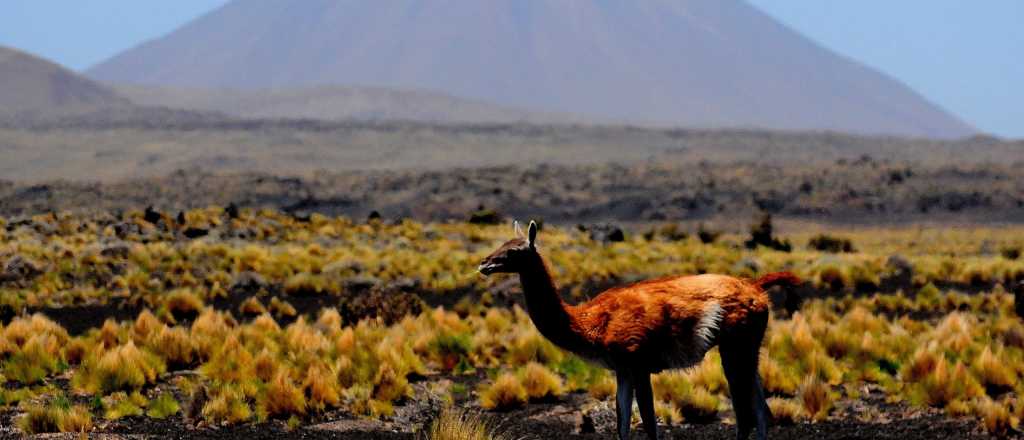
615, 372, 635, 440
633, 372, 659, 439
720, 311, 771, 440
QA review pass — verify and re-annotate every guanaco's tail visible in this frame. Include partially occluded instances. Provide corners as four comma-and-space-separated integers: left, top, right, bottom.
753, 271, 802, 290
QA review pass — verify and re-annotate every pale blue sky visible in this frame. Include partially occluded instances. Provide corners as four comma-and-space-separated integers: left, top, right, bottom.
1, 0, 1021, 138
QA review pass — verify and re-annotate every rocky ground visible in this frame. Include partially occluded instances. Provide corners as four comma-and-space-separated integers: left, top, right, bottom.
2, 382, 1013, 439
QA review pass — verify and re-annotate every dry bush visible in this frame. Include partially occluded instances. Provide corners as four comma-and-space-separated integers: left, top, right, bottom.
239, 296, 267, 316
973, 397, 1014, 434
262, 370, 307, 417
519, 362, 564, 401
428, 408, 510, 440
972, 346, 1015, 394
17, 399, 93, 434
479, 373, 528, 411
798, 377, 832, 421
588, 375, 616, 401
146, 392, 180, 419
203, 386, 252, 424
102, 391, 147, 420
2, 333, 63, 384
759, 355, 799, 396
150, 325, 195, 367
767, 397, 805, 425
165, 289, 204, 318
74, 341, 165, 394
269, 296, 297, 318
303, 363, 341, 410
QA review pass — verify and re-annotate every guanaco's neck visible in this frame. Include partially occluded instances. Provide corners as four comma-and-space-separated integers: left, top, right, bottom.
518, 252, 588, 351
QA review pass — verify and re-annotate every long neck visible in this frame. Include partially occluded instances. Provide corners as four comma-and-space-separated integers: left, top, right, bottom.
517, 252, 586, 351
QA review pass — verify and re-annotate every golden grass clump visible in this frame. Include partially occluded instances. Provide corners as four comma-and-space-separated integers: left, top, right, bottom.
165, 289, 204, 317
99, 319, 121, 349
201, 334, 253, 383
190, 309, 234, 359
261, 370, 307, 418
798, 376, 833, 422
909, 357, 985, 410
17, 399, 93, 434
373, 362, 412, 403
150, 325, 195, 367
1, 314, 69, 348
759, 355, 799, 396
519, 362, 564, 401
253, 348, 280, 382
428, 408, 510, 440
303, 363, 341, 410
239, 296, 267, 316
74, 341, 165, 394
653, 372, 720, 423
479, 372, 528, 411
146, 392, 181, 419
203, 386, 252, 424
2, 333, 64, 384
131, 309, 163, 342
269, 296, 297, 318
315, 308, 343, 336
767, 397, 805, 425
971, 346, 1015, 393
102, 391, 147, 420
686, 351, 728, 394
588, 374, 616, 401
974, 397, 1014, 434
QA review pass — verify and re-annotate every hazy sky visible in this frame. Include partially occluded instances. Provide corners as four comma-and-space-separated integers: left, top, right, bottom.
1, 0, 1021, 138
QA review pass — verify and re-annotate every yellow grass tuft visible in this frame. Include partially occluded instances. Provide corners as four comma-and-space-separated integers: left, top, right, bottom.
479, 372, 528, 411
798, 376, 833, 421
767, 397, 805, 425
17, 399, 93, 434
262, 369, 307, 417
304, 363, 341, 410
150, 325, 195, 367
373, 362, 411, 403
146, 392, 181, 419
239, 296, 267, 316
2, 333, 63, 384
203, 386, 252, 424
132, 309, 163, 342
165, 289, 204, 317
428, 407, 511, 440
588, 374, 616, 401
974, 397, 1014, 434
74, 341, 165, 394
102, 391, 147, 420
99, 319, 121, 349
269, 296, 297, 318
519, 362, 564, 401
759, 355, 799, 396
972, 346, 1015, 393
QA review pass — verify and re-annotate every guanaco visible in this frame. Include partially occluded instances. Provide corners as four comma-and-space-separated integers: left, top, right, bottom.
478, 221, 801, 440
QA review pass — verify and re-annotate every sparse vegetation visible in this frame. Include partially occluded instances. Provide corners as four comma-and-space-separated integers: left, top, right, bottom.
1, 211, 1023, 435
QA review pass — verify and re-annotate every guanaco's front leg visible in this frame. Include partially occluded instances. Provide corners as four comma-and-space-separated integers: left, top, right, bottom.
633, 372, 659, 439
615, 371, 635, 440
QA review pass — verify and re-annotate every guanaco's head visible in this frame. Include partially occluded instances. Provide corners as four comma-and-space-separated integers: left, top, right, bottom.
478, 220, 538, 276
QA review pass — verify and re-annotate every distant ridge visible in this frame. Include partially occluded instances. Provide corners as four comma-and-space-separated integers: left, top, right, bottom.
0, 46, 130, 117
89, 0, 975, 138
113, 84, 579, 124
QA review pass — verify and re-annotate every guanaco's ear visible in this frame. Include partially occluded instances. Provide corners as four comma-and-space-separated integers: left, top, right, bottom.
527, 221, 538, 249
513, 220, 524, 238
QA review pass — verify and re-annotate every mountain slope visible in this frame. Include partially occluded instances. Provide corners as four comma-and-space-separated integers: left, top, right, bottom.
88, 0, 974, 138
113, 84, 577, 124
0, 46, 130, 117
